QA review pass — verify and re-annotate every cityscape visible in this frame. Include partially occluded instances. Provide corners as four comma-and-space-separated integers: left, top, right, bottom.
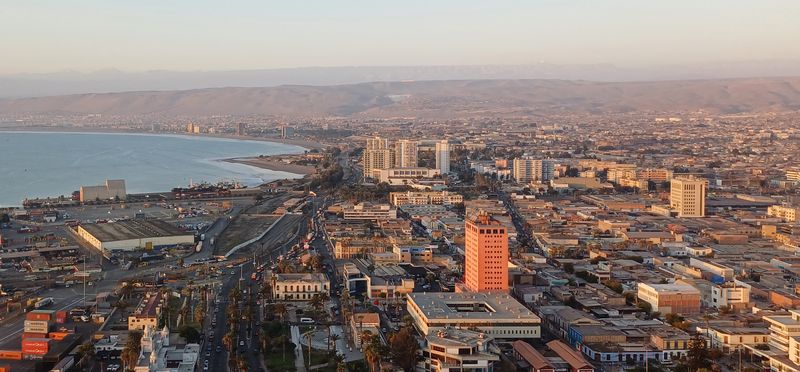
2, 2, 800, 372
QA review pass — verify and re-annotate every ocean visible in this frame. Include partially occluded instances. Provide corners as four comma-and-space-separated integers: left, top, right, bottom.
0, 131, 305, 207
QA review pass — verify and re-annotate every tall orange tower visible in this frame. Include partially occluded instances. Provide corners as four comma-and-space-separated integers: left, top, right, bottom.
464, 211, 509, 292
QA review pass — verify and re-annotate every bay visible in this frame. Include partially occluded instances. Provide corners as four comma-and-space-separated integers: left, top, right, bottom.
0, 131, 305, 207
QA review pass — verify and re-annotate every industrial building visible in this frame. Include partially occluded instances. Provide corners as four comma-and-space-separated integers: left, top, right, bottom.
79, 179, 127, 202
77, 219, 195, 253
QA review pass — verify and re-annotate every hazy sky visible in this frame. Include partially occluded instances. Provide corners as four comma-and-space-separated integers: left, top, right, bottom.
1, 0, 798, 74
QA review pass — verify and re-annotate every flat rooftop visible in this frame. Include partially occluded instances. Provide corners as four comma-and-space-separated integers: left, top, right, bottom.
408, 292, 540, 323
80, 219, 190, 242
274, 273, 329, 283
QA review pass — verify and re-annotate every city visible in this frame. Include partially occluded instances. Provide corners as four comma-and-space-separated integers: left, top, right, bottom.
2, 2, 800, 372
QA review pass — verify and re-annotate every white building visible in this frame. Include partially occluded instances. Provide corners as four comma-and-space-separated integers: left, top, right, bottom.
376, 167, 441, 185
670, 177, 707, 217
768, 205, 798, 222
710, 283, 750, 309
342, 202, 397, 220
435, 140, 450, 175
748, 310, 800, 372
512, 157, 554, 183
406, 292, 541, 339
422, 329, 500, 372
77, 219, 195, 253
389, 191, 463, 206
134, 325, 199, 372
271, 273, 330, 301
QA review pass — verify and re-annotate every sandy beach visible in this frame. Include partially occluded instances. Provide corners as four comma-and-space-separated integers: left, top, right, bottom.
223, 157, 317, 175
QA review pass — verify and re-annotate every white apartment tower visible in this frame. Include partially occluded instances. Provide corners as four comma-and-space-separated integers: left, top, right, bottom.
670, 176, 707, 217
435, 140, 450, 175
394, 139, 419, 168
362, 136, 395, 179
512, 157, 554, 183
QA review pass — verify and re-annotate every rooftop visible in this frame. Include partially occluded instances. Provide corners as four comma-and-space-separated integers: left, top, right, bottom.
407, 292, 540, 323
79, 219, 190, 242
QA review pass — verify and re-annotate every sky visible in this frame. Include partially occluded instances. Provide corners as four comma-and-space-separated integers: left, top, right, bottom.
1, 0, 798, 74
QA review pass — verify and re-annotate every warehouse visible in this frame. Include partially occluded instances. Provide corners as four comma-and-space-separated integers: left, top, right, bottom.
77, 219, 194, 253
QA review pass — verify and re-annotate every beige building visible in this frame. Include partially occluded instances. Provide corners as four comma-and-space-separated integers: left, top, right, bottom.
670, 176, 707, 217
435, 140, 450, 175
77, 219, 195, 253
394, 139, 419, 168
406, 292, 541, 339
710, 283, 750, 309
768, 205, 798, 222
512, 157, 554, 183
128, 292, 163, 330
362, 136, 394, 179
376, 167, 440, 185
342, 202, 397, 220
423, 329, 500, 372
80, 179, 127, 202
748, 310, 800, 371
389, 191, 463, 206
271, 273, 330, 301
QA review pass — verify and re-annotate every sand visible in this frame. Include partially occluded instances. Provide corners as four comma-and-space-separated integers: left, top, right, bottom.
224, 157, 317, 175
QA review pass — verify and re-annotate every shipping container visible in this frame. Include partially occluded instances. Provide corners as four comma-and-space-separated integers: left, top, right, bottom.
26, 312, 53, 322
22, 338, 50, 355
0, 350, 22, 360
22, 332, 48, 340
55, 310, 68, 324
48, 332, 71, 341
23, 320, 50, 334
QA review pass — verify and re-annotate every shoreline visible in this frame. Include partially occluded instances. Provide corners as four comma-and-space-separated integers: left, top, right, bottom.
0, 126, 323, 150
223, 157, 317, 175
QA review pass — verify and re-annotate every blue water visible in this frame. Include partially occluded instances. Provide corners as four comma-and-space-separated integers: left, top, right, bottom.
0, 131, 306, 207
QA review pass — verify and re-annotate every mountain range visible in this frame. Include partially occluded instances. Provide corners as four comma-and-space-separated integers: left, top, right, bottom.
1, 77, 799, 119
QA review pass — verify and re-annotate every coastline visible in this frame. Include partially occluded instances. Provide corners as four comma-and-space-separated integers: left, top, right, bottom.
223, 157, 317, 176
0, 126, 323, 150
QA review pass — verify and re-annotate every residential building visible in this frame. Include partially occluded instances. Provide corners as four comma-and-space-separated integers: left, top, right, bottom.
748, 310, 800, 371
362, 136, 394, 179
341, 202, 397, 220
376, 167, 441, 185
435, 140, 450, 175
464, 211, 509, 292
394, 139, 419, 168
351, 312, 381, 348
422, 328, 500, 372
270, 273, 330, 301
546, 340, 595, 372
699, 326, 769, 351
670, 176, 707, 217
406, 292, 541, 339
389, 191, 463, 206
637, 282, 701, 314
512, 157, 555, 183
512, 341, 555, 372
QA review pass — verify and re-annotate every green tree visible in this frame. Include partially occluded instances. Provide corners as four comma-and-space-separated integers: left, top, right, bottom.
686, 334, 709, 371
389, 327, 419, 372
178, 325, 201, 343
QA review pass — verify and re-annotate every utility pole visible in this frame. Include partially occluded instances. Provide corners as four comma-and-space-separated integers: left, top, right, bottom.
82, 256, 87, 307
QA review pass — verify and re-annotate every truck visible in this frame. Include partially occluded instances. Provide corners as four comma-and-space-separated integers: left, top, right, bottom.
34, 297, 53, 309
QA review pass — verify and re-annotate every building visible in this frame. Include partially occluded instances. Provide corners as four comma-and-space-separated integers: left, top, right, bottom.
280, 125, 293, 139
637, 282, 701, 314
512, 340, 555, 372
362, 136, 394, 178
512, 157, 555, 183
376, 167, 441, 185
710, 283, 750, 309
546, 340, 595, 372
134, 325, 199, 372
786, 168, 800, 182
79, 179, 127, 202
351, 313, 381, 348
768, 205, 798, 222
422, 328, 500, 372
270, 273, 330, 301
341, 202, 397, 220
236, 123, 247, 136
464, 211, 508, 292
748, 310, 800, 372
670, 177, 707, 217
406, 292, 541, 339
700, 326, 769, 351
128, 292, 163, 330
77, 219, 195, 253
435, 140, 450, 175
394, 139, 419, 168
389, 191, 463, 206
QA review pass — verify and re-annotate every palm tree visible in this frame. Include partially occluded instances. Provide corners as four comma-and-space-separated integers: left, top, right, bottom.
333, 354, 346, 372
237, 355, 248, 372
222, 332, 235, 352
329, 333, 341, 355
76, 342, 95, 369
363, 334, 384, 372
274, 303, 287, 321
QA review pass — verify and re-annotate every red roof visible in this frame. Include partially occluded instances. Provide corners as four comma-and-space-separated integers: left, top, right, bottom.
546, 340, 593, 371
513, 340, 554, 370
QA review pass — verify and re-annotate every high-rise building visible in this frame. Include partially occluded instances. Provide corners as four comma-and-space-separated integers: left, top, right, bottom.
464, 211, 508, 292
362, 136, 395, 179
236, 123, 247, 136
281, 125, 294, 139
394, 139, 418, 168
435, 140, 450, 175
512, 157, 554, 183
186, 123, 194, 133
670, 176, 707, 217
